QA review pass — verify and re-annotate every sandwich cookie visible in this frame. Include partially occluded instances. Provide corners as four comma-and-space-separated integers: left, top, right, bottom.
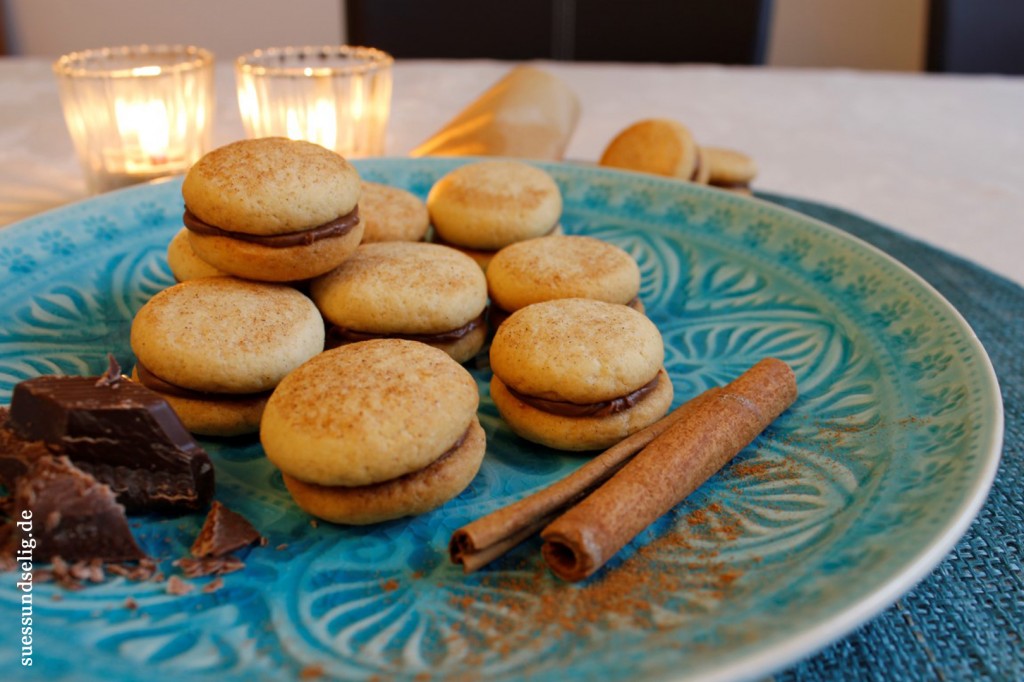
427, 160, 563, 269
486, 234, 644, 328
261, 339, 486, 525
310, 242, 488, 364
702, 146, 758, 195
166, 228, 227, 281
130, 278, 325, 436
182, 137, 364, 282
599, 118, 708, 183
489, 298, 673, 451
359, 181, 430, 243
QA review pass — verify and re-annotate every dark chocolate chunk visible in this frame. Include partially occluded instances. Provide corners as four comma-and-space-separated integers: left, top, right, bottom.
190, 500, 261, 558
9, 456, 146, 563
0, 523, 14, 571
9, 375, 215, 513
0, 407, 52, 494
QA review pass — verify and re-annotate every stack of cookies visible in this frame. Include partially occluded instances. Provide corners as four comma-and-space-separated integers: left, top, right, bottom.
135, 137, 369, 437
131, 141, 680, 526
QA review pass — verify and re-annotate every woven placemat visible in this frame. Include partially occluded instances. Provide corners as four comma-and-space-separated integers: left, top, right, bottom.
761, 194, 1023, 681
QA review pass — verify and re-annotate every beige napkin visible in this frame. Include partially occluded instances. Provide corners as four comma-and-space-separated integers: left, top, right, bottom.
410, 66, 580, 160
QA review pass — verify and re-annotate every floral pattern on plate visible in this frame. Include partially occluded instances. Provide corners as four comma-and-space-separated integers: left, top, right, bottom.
0, 160, 1001, 682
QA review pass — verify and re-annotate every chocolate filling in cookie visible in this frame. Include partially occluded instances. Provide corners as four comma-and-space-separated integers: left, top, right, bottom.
135, 362, 272, 403
505, 373, 661, 418
183, 206, 360, 248
325, 312, 486, 348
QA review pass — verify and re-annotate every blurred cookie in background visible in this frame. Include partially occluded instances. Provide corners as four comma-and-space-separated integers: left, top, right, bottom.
703, 146, 758, 195
599, 118, 702, 182
358, 181, 430, 243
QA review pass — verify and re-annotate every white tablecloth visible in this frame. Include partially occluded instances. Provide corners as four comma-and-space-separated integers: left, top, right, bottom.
1, 58, 1022, 286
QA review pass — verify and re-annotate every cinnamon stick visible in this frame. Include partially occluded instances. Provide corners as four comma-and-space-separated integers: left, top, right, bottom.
540, 357, 797, 582
449, 387, 722, 572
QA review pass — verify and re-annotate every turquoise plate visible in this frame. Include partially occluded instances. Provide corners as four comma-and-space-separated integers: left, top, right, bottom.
0, 158, 1003, 681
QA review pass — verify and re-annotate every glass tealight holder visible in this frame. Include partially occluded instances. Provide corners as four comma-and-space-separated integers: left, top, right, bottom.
235, 45, 393, 158
53, 44, 215, 195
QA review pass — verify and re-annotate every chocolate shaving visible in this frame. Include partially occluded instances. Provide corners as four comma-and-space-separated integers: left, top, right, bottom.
166, 575, 194, 595
105, 558, 160, 582
173, 555, 245, 578
190, 501, 262, 558
34, 557, 106, 589
202, 577, 224, 593
94, 354, 124, 388
69, 558, 106, 583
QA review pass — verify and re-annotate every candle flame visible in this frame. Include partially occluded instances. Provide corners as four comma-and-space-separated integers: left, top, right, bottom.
114, 98, 171, 167
284, 99, 337, 151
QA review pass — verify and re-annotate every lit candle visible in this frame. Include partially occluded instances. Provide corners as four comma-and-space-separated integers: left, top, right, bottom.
53, 45, 215, 194
235, 46, 393, 158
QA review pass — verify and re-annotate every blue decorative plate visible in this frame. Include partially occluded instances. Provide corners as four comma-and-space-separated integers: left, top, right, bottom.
0, 158, 1003, 682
